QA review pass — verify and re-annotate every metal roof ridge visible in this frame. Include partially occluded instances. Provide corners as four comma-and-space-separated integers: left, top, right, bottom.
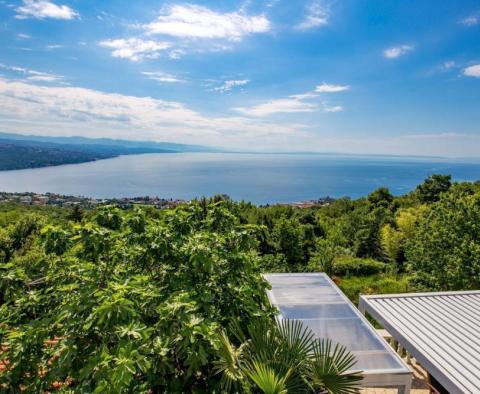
361, 289, 480, 299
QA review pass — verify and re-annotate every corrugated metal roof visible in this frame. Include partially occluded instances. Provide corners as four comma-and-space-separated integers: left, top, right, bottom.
359, 291, 480, 394
264, 273, 411, 385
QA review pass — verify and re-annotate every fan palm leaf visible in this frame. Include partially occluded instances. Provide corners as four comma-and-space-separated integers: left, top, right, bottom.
309, 339, 362, 394
213, 330, 247, 392
244, 361, 290, 394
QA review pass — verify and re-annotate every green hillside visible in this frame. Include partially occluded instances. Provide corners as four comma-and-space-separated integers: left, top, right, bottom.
0, 138, 174, 171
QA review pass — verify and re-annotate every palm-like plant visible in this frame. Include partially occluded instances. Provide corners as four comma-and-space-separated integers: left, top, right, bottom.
309, 339, 363, 394
245, 361, 291, 394
213, 330, 247, 392
215, 319, 362, 393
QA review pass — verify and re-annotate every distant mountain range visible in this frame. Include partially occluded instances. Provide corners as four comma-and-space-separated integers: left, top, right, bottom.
0, 132, 219, 171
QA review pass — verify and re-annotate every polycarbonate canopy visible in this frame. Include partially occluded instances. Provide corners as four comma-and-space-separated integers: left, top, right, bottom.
264, 273, 411, 391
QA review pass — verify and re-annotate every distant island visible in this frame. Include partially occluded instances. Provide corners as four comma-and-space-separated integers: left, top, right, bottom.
0, 132, 218, 171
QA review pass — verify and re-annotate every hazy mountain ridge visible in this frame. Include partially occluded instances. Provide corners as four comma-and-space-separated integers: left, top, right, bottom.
0, 132, 218, 153
0, 132, 221, 171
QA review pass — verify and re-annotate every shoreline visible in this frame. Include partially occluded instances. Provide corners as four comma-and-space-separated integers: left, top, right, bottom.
0, 190, 336, 209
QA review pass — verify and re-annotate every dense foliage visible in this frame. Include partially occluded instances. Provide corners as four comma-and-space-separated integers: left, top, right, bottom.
1, 174, 480, 392
0, 203, 272, 391
406, 183, 480, 290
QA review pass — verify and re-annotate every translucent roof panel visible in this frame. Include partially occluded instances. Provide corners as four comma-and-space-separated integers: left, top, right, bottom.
301, 318, 386, 351
264, 273, 411, 376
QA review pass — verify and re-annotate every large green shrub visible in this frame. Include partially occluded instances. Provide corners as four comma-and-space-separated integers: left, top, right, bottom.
0, 202, 273, 392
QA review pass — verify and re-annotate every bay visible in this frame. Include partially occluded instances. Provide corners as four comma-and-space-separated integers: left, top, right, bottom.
0, 153, 479, 204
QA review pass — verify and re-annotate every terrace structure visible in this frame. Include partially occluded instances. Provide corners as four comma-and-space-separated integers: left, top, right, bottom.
359, 291, 480, 394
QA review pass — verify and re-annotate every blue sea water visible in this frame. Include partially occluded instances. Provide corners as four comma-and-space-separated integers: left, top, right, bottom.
0, 153, 479, 204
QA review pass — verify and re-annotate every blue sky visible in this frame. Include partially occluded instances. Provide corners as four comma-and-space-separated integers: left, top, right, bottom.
0, 0, 479, 157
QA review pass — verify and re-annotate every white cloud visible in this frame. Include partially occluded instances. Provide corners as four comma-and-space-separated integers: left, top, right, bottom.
0, 77, 306, 148
168, 49, 186, 59
212, 79, 249, 93
297, 0, 330, 30
461, 15, 479, 26
100, 4, 266, 61
26, 74, 61, 82
46, 44, 63, 50
315, 83, 349, 93
143, 4, 270, 40
17, 33, 31, 39
463, 64, 480, 78
235, 82, 349, 117
235, 96, 317, 117
324, 105, 343, 112
99, 38, 171, 61
0, 63, 63, 83
15, 0, 78, 20
142, 71, 185, 83
383, 44, 414, 59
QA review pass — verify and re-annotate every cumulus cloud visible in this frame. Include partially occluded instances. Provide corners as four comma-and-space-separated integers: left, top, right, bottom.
463, 64, 480, 78
0, 77, 306, 148
15, 0, 78, 20
235, 82, 349, 117
142, 71, 185, 83
297, 0, 330, 30
99, 4, 269, 61
212, 79, 249, 93
0, 63, 63, 83
143, 4, 270, 40
383, 44, 414, 59
99, 38, 171, 61
315, 83, 349, 93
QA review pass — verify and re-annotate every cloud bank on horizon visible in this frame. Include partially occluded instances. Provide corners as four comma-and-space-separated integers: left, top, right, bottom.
0, 0, 479, 157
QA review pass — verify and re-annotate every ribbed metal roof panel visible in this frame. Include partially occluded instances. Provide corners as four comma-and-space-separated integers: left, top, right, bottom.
360, 291, 480, 394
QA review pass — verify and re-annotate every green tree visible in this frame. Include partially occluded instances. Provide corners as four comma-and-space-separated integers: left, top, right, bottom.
381, 206, 427, 267
67, 204, 84, 222
367, 187, 393, 207
353, 206, 390, 259
308, 239, 337, 276
415, 174, 452, 203
406, 189, 480, 290
272, 216, 304, 269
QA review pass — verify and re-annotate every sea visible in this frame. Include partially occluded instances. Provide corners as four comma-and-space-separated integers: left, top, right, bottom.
0, 153, 479, 204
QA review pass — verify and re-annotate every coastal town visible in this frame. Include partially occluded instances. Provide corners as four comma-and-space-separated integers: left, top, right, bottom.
0, 191, 336, 209
0, 191, 186, 209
